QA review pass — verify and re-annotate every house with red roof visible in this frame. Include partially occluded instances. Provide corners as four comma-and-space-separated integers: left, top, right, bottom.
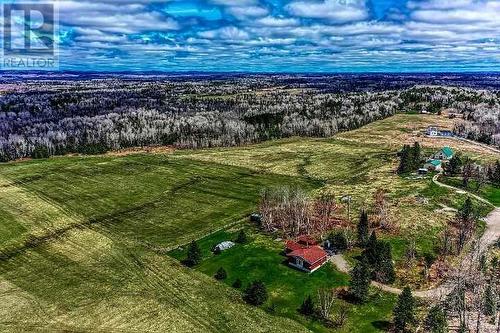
284, 236, 328, 273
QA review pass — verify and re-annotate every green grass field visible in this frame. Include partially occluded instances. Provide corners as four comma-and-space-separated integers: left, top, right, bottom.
0, 114, 497, 332
0, 155, 314, 332
439, 176, 500, 207
169, 224, 396, 333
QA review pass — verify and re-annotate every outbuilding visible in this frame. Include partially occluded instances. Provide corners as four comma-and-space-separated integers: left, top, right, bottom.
213, 241, 235, 252
424, 159, 442, 172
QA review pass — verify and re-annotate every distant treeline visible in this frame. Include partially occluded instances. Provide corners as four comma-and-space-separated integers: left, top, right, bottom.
0, 80, 498, 161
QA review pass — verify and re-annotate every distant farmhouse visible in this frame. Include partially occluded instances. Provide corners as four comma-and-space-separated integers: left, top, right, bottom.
285, 235, 328, 273
423, 146, 454, 172
426, 126, 454, 138
433, 146, 454, 160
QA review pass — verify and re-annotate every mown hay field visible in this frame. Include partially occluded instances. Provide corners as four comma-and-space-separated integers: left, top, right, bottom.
0, 155, 314, 332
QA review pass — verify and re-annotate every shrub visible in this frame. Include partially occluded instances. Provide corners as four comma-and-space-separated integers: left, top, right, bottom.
244, 281, 268, 306
232, 278, 242, 289
185, 241, 202, 267
299, 295, 315, 316
214, 267, 227, 280
235, 230, 248, 244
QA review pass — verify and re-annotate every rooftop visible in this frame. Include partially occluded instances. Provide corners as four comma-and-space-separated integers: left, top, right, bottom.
287, 246, 327, 264
441, 146, 454, 157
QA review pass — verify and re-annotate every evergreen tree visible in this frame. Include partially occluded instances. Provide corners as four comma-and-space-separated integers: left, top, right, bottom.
410, 142, 421, 170
186, 240, 202, 266
350, 256, 371, 303
363, 233, 396, 284
357, 210, 370, 246
493, 160, 500, 187
445, 154, 462, 176
244, 281, 268, 306
393, 287, 415, 332
232, 278, 242, 289
377, 241, 396, 284
484, 283, 497, 317
425, 305, 448, 333
458, 197, 475, 224
299, 295, 315, 316
398, 145, 411, 174
214, 267, 227, 280
328, 231, 348, 252
235, 230, 248, 244
363, 231, 378, 264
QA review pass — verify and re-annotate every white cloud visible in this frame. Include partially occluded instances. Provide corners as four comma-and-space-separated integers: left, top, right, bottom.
286, 0, 368, 23
198, 26, 250, 41
256, 16, 300, 27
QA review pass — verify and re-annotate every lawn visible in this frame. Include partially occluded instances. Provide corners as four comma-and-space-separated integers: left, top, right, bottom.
438, 176, 500, 208
169, 224, 396, 333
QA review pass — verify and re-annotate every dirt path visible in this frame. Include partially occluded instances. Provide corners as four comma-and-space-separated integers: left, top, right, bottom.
329, 177, 500, 300
432, 174, 494, 207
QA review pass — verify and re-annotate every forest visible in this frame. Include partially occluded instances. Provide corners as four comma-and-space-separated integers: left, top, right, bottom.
0, 76, 499, 162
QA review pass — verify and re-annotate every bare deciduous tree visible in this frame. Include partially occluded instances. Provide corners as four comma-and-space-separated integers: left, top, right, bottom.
317, 288, 336, 320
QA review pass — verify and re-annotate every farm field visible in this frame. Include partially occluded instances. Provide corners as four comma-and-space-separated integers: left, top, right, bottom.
0, 113, 497, 332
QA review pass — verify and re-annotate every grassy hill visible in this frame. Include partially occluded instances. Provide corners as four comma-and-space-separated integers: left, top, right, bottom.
0, 114, 496, 332
0, 155, 314, 332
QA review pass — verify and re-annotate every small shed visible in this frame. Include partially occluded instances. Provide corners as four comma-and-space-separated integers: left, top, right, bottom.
213, 241, 235, 252
418, 168, 429, 175
424, 159, 442, 172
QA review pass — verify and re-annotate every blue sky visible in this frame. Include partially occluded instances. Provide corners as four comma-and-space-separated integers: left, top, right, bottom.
2, 0, 500, 72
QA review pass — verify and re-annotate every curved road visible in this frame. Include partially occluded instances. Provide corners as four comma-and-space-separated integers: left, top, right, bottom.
329, 175, 500, 299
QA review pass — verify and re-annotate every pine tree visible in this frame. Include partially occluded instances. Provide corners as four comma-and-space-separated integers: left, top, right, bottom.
377, 241, 396, 284
398, 145, 411, 174
328, 231, 348, 252
363, 234, 396, 284
244, 281, 268, 306
459, 197, 474, 222
350, 256, 371, 303
186, 240, 202, 266
363, 231, 378, 264
484, 283, 497, 317
411, 142, 421, 170
357, 210, 370, 246
235, 230, 248, 244
393, 287, 415, 332
214, 267, 227, 280
493, 160, 500, 187
425, 305, 448, 333
232, 278, 242, 289
445, 154, 462, 176
299, 295, 315, 316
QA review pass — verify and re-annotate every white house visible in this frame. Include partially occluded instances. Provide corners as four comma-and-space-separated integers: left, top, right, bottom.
427, 127, 439, 136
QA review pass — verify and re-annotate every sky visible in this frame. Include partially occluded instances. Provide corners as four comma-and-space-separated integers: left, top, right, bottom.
1, 0, 500, 72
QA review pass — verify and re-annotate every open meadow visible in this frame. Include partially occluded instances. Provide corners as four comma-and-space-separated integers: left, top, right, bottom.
0, 113, 497, 332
